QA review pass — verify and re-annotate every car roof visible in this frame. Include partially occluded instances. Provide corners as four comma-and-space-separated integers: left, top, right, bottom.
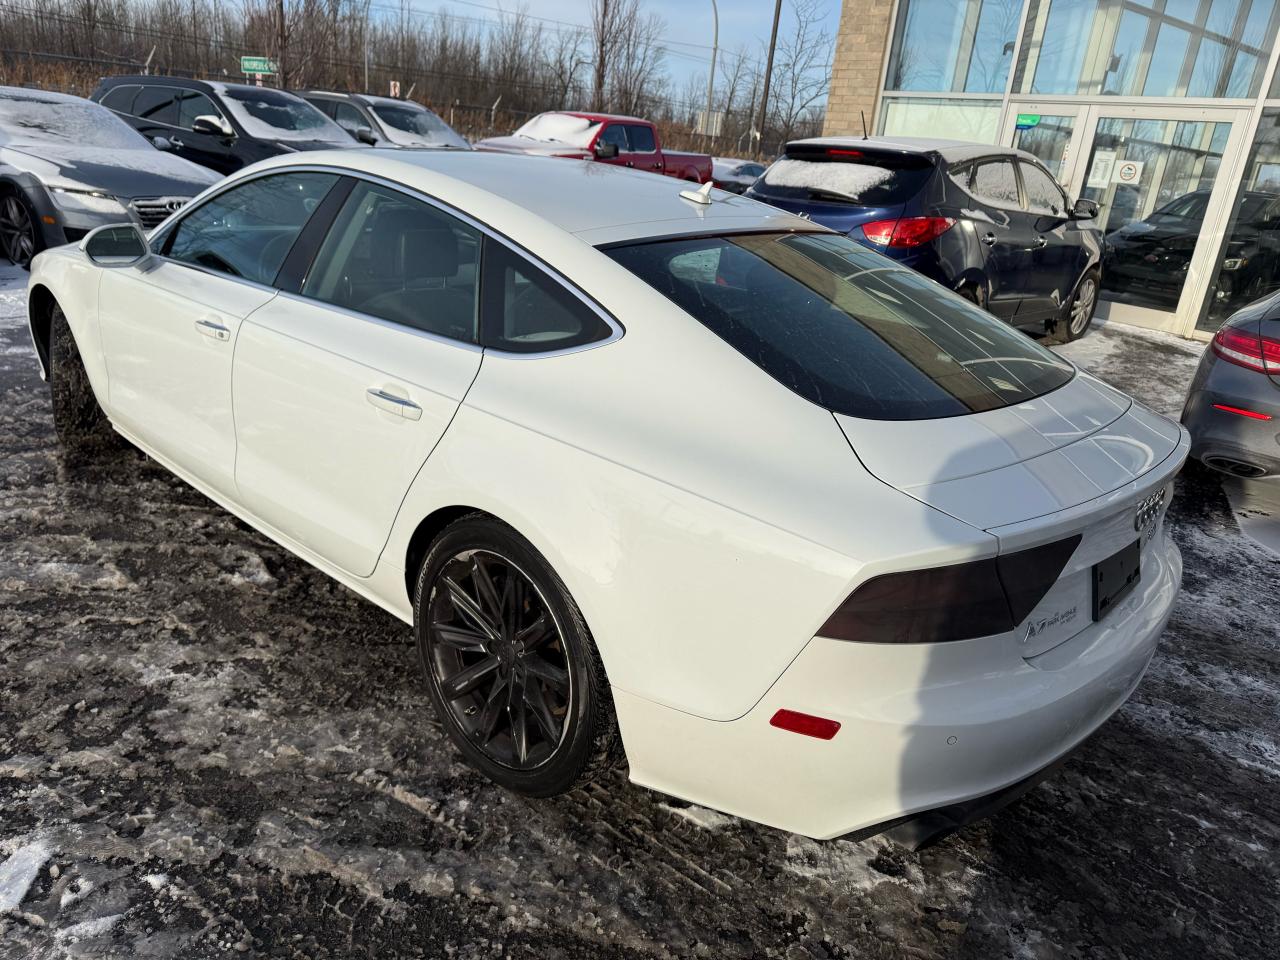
785, 135, 1045, 166
247, 149, 812, 246
561, 111, 651, 125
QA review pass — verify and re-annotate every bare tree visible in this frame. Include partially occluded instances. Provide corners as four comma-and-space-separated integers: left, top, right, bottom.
765, 0, 833, 146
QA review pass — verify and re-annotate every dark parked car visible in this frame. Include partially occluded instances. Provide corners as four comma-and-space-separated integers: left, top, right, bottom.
90, 76, 363, 175
745, 137, 1103, 341
1182, 295, 1280, 479
298, 91, 470, 149
1106, 189, 1280, 313
0, 86, 219, 268
711, 157, 766, 193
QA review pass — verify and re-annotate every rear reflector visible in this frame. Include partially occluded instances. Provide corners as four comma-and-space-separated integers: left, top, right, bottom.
1212, 326, 1280, 374
769, 709, 841, 740
818, 535, 1082, 644
1212, 403, 1273, 420
861, 216, 956, 248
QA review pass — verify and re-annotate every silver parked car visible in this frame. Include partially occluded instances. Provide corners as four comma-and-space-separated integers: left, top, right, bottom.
298, 91, 470, 150
0, 86, 220, 268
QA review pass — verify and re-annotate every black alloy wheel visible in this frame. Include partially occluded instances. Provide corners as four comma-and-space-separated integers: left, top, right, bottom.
0, 191, 39, 269
414, 515, 618, 796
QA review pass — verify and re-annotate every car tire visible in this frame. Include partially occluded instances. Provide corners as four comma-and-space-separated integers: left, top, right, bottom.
1053, 269, 1100, 343
49, 303, 122, 461
414, 514, 620, 797
0, 188, 42, 270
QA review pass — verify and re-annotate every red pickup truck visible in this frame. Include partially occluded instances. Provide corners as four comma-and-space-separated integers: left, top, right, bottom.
476, 111, 713, 183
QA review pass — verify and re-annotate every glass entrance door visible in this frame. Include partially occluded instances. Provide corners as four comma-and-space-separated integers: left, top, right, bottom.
1004, 102, 1250, 336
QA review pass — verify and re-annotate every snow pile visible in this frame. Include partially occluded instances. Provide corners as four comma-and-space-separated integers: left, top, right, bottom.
512, 113, 602, 147
0, 840, 52, 913
762, 157, 893, 201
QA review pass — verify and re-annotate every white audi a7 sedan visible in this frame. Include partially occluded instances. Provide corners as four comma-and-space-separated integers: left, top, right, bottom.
25, 150, 1187, 847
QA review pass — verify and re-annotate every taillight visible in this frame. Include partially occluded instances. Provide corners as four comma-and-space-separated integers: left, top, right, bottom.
861, 216, 956, 248
818, 536, 1081, 644
1211, 326, 1280, 373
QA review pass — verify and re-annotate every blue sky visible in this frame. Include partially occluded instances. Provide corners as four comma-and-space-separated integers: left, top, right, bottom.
401, 0, 843, 88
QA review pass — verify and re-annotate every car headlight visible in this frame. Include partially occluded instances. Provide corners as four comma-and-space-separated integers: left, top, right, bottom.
1223, 257, 1248, 271
49, 187, 129, 217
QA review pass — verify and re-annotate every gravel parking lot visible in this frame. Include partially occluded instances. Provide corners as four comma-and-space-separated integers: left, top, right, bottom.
1, 260, 1277, 959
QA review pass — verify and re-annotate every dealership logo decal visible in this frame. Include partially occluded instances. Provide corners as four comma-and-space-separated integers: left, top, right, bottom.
1025, 605, 1078, 641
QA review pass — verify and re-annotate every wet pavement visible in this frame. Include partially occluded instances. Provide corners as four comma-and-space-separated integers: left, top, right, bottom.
1, 264, 1277, 959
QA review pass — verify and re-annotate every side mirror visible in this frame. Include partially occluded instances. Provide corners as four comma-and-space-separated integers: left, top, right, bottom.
594, 141, 619, 160
193, 115, 233, 138
83, 223, 150, 267
150, 135, 174, 151
354, 126, 379, 145
1071, 197, 1099, 220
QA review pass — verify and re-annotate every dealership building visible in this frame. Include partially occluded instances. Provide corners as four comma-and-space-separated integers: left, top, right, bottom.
826, 0, 1280, 339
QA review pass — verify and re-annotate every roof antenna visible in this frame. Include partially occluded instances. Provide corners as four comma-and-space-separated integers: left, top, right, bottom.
680, 181, 715, 205
861, 110, 868, 140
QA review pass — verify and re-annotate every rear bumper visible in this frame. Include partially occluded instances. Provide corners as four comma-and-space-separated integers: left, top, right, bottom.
1183, 381, 1280, 478
616, 529, 1181, 840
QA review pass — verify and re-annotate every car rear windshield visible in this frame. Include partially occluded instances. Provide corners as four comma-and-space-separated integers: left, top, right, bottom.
751, 147, 934, 206
604, 231, 1076, 421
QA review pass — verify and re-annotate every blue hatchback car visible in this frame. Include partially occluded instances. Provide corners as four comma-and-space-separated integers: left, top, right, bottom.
745, 136, 1104, 342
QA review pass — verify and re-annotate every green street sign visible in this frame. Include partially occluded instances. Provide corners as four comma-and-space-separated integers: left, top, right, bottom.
1015, 113, 1041, 130
240, 56, 277, 75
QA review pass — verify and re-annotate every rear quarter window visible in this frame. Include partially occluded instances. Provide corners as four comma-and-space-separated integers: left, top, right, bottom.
604, 231, 1075, 421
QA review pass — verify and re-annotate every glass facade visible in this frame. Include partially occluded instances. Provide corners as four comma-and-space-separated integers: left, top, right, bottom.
1199, 107, 1280, 328
1016, 0, 1276, 98
873, 0, 1280, 337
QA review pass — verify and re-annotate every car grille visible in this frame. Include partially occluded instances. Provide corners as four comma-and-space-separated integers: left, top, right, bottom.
131, 197, 190, 228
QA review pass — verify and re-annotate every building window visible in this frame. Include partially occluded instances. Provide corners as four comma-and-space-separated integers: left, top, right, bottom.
879, 97, 1004, 141
885, 0, 1023, 93
1198, 108, 1280, 329
1016, 0, 1278, 98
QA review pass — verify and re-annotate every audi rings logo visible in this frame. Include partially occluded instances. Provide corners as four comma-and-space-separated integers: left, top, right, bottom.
1134, 488, 1167, 533
165, 198, 186, 213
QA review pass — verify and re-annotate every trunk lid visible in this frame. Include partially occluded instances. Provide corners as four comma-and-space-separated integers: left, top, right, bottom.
834, 372, 1185, 531
744, 194, 905, 236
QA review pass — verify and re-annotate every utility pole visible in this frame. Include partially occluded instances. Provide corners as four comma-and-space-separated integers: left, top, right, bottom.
756, 0, 782, 160
363, 0, 374, 94
703, 0, 719, 144
592, 0, 610, 113
275, 0, 287, 89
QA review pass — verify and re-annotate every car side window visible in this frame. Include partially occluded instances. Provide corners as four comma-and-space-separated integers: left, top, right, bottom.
163, 172, 339, 285
598, 124, 629, 151
481, 240, 613, 353
332, 102, 367, 135
626, 124, 656, 152
133, 86, 179, 125
1020, 162, 1066, 216
176, 91, 222, 131
100, 85, 140, 114
969, 159, 1021, 209
301, 181, 481, 342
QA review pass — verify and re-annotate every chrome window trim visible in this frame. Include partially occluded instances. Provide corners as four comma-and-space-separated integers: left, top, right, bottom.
144, 162, 624, 358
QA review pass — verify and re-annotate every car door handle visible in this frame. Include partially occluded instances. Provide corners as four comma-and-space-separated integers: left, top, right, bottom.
981, 233, 997, 246
194, 318, 230, 341
366, 387, 422, 421
170, 137, 185, 149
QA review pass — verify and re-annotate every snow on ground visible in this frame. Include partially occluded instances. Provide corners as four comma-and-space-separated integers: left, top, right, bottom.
0, 265, 1276, 959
